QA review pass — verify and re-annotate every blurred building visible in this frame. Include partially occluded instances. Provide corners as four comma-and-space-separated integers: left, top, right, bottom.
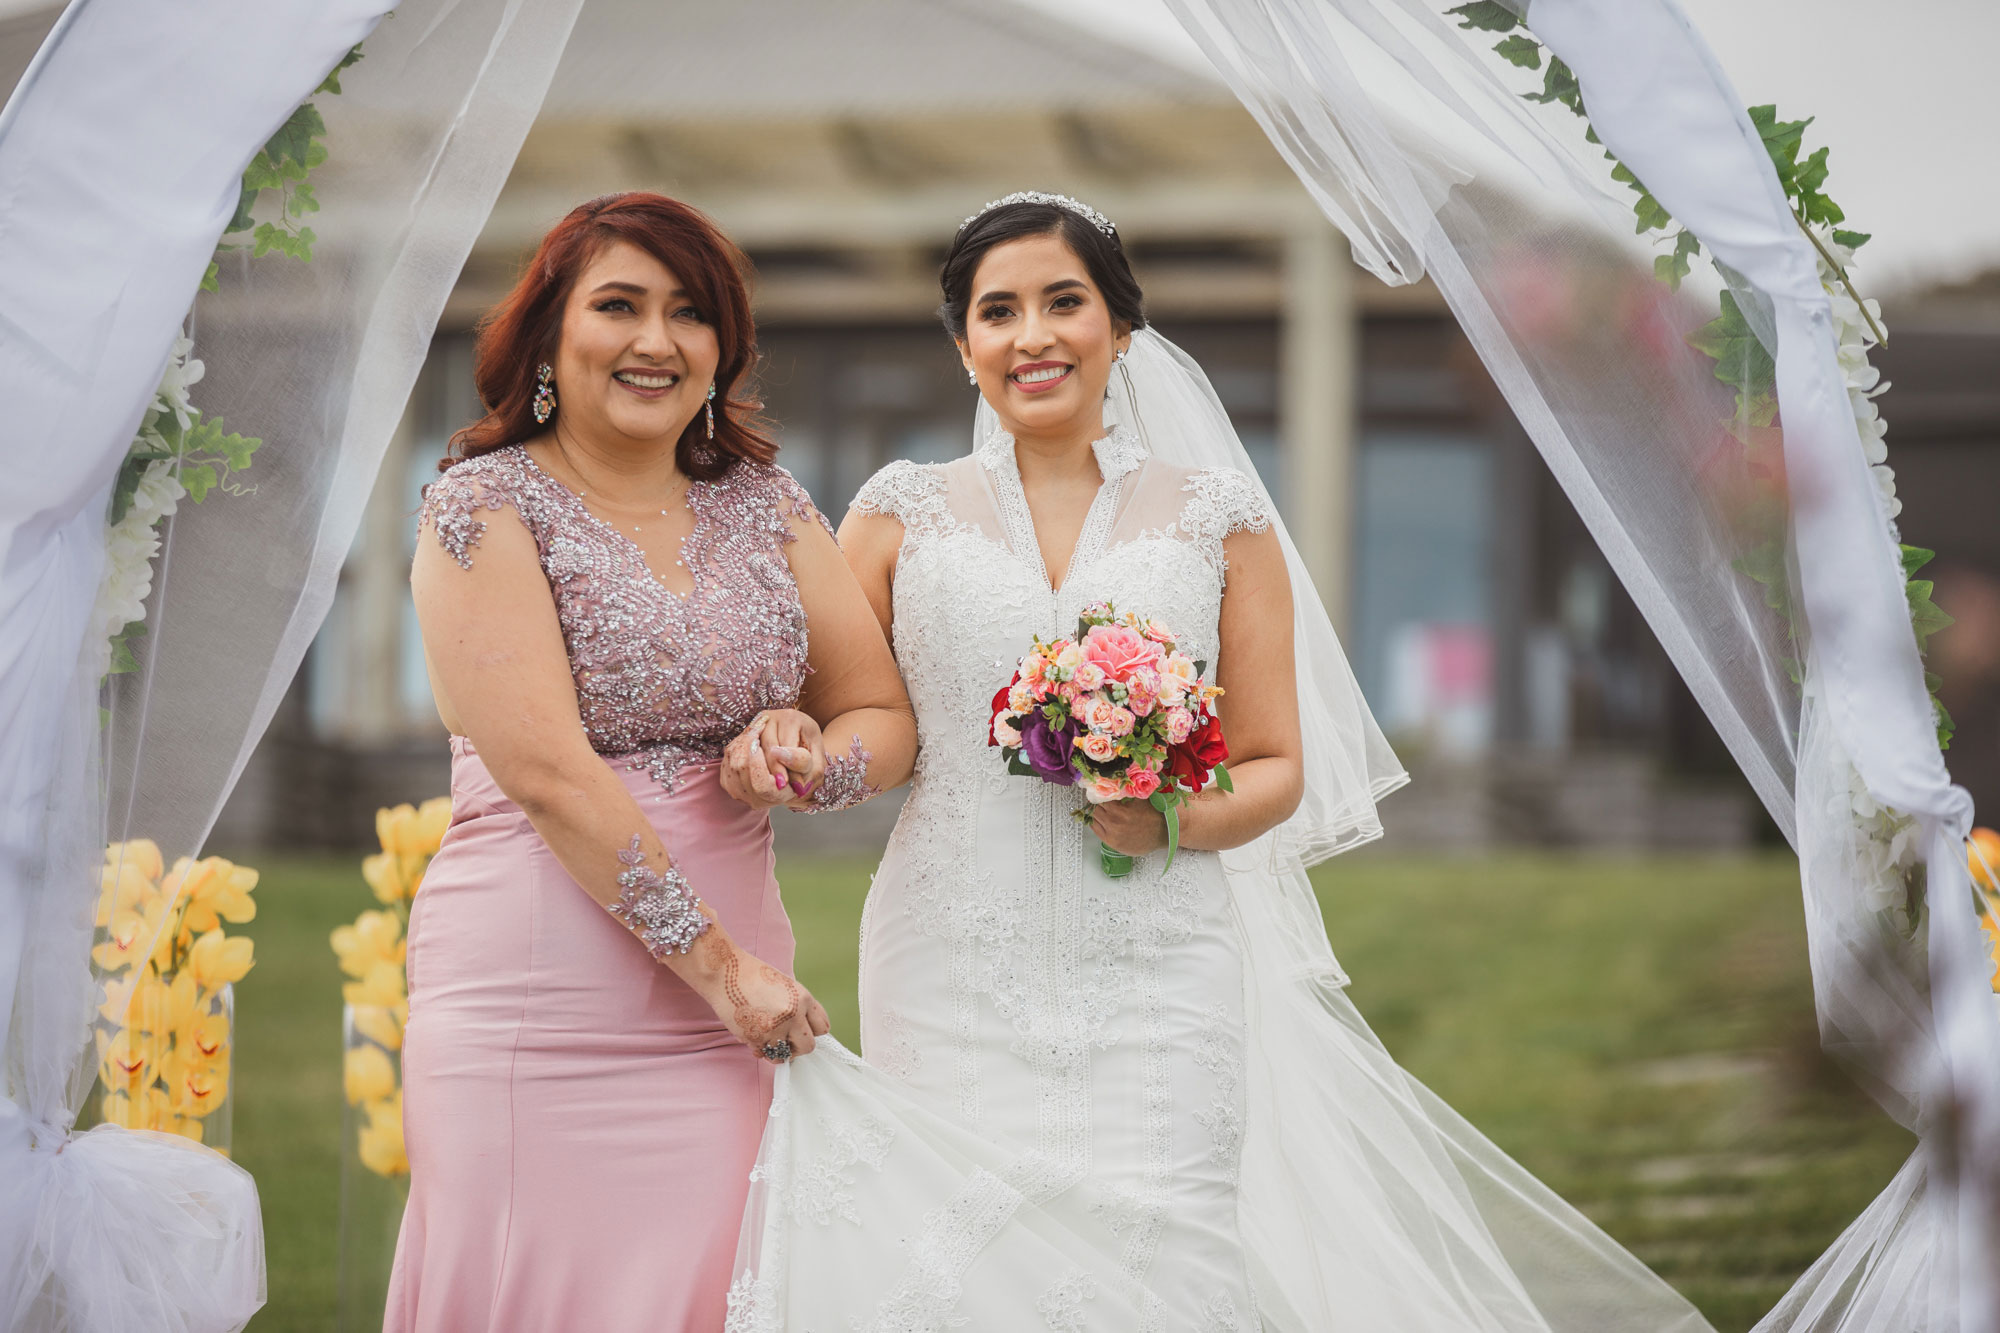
1875, 269, 2000, 825
205, 0, 1789, 854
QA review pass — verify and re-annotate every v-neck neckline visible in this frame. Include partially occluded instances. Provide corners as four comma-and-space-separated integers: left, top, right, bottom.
977, 426, 1146, 596
516, 445, 700, 601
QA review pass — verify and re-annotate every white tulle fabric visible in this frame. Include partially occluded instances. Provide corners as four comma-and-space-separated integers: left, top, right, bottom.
1162, 0, 1999, 1327
727, 346, 1709, 1330
0, 2, 582, 1327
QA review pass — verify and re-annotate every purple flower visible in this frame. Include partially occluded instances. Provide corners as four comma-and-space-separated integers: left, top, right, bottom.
1017, 709, 1079, 785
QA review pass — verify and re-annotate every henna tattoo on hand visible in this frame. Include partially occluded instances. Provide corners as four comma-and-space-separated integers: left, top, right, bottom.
719, 949, 802, 1047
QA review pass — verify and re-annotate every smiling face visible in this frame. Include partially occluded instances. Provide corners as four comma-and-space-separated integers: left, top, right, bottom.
957, 232, 1132, 446
549, 238, 720, 449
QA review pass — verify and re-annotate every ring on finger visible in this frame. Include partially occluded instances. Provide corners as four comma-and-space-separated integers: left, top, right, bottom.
760, 1039, 793, 1064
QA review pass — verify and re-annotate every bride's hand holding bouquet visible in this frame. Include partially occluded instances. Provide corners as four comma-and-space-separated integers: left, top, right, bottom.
990, 602, 1231, 877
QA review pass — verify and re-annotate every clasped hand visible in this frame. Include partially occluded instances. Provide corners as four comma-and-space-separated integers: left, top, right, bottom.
1088, 798, 1170, 856
721, 709, 825, 811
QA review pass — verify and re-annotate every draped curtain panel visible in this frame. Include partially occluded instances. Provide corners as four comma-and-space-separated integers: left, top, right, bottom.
1162, 0, 1998, 1327
0, 1, 585, 1326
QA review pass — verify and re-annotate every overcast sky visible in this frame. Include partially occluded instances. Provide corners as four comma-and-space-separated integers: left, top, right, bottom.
1021, 0, 2000, 294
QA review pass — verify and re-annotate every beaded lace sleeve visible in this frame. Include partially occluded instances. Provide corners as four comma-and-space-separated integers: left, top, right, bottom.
606, 835, 710, 959
1177, 468, 1274, 544
798, 734, 877, 814
848, 460, 952, 539
419, 459, 534, 570
768, 463, 837, 543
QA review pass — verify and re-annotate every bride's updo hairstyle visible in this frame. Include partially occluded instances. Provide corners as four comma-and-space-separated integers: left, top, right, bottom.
444, 191, 774, 481
938, 196, 1149, 341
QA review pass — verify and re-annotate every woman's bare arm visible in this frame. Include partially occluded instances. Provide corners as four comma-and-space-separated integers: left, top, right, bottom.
412, 495, 826, 1056
785, 509, 916, 806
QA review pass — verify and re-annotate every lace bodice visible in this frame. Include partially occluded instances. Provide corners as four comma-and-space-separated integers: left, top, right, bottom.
851, 428, 1270, 773
421, 445, 831, 789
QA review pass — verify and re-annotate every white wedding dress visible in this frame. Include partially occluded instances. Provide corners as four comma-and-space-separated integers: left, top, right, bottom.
731, 426, 1269, 1330
728, 334, 1716, 1332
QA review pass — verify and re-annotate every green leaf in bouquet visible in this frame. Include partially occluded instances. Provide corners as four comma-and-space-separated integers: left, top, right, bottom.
1213, 762, 1235, 794
1900, 545, 1936, 579
1151, 792, 1181, 872
1832, 229, 1872, 251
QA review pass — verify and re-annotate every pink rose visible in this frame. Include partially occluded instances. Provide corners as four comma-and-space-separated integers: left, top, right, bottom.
1082, 625, 1160, 683
1071, 661, 1106, 692
1164, 707, 1194, 745
1106, 706, 1135, 738
1087, 774, 1124, 804
1080, 733, 1120, 762
1023, 655, 1046, 686
1082, 698, 1119, 731
992, 713, 1021, 747
1140, 618, 1175, 645
1124, 669, 1158, 717
1125, 769, 1162, 800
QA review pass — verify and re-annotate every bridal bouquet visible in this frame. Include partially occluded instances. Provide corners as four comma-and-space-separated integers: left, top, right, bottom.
990, 601, 1230, 877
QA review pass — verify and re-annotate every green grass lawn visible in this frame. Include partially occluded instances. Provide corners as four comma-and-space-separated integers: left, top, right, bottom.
232, 850, 1909, 1331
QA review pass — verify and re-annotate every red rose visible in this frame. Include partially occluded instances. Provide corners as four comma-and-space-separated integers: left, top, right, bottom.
1184, 713, 1228, 769
1164, 744, 1209, 794
988, 678, 1015, 747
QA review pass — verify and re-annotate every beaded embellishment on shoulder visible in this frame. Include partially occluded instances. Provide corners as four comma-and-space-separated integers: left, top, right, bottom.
420, 448, 538, 570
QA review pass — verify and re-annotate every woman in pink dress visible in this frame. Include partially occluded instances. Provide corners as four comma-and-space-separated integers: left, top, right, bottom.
387, 192, 915, 1332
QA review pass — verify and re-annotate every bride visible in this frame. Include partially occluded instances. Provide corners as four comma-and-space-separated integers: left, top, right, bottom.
726, 193, 1715, 1331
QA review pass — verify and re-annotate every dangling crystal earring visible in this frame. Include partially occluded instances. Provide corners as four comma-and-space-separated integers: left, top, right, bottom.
1113, 347, 1128, 365
966, 368, 978, 386
705, 382, 716, 439
531, 363, 556, 424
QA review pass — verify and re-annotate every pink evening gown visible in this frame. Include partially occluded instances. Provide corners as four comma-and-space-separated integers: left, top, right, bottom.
386, 445, 863, 1332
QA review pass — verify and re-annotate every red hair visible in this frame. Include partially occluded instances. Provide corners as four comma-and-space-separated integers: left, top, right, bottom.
442, 192, 774, 480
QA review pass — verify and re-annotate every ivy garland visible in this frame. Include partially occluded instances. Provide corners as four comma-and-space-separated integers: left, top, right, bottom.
1447, 1, 1955, 749
101, 47, 362, 679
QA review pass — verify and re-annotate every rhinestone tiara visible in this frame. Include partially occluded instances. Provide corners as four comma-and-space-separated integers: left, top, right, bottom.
959, 191, 1117, 238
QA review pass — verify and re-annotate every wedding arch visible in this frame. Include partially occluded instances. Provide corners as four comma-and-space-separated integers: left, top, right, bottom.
0, 0, 1991, 1329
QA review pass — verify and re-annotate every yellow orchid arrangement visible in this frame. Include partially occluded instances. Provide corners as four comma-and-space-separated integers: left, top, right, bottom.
335, 797, 449, 1178
92, 839, 257, 1147
1970, 827, 2000, 992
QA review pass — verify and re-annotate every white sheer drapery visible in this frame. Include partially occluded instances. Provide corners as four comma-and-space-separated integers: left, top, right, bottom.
0, 1, 583, 1326
1162, 0, 1999, 1327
